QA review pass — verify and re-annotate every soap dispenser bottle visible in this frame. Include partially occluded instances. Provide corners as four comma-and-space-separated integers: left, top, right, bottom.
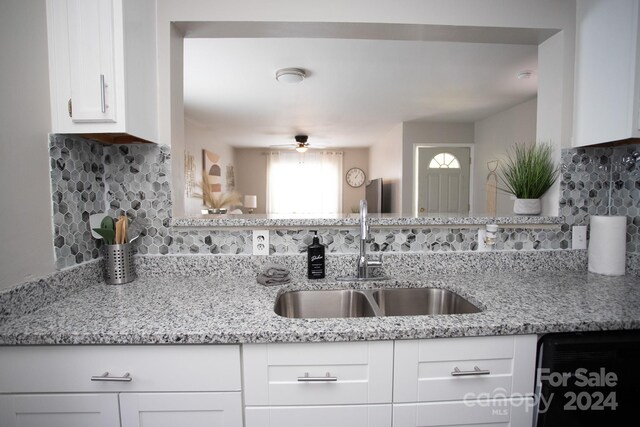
307, 231, 325, 279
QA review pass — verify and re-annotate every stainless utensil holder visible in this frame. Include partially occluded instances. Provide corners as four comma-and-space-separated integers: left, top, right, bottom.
104, 243, 135, 285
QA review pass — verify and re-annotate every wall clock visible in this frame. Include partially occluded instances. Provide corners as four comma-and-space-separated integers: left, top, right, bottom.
346, 167, 366, 188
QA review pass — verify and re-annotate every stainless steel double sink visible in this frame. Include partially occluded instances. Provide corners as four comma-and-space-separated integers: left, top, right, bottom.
274, 288, 481, 318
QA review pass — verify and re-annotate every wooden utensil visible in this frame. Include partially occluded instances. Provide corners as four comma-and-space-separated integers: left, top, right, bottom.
115, 217, 122, 244
122, 216, 128, 243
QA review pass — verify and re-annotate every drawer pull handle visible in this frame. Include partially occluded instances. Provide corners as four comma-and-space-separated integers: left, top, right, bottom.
297, 372, 338, 382
451, 366, 491, 377
91, 372, 132, 382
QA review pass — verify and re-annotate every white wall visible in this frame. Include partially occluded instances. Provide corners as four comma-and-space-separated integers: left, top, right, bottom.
184, 119, 236, 215
369, 124, 403, 213
538, 30, 574, 216
401, 122, 475, 214
0, 0, 56, 290
234, 147, 369, 214
342, 148, 369, 213
234, 148, 267, 214
167, 24, 185, 216
473, 98, 538, 216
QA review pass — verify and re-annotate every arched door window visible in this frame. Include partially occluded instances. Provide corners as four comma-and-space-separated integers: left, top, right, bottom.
428, 152, 460, 169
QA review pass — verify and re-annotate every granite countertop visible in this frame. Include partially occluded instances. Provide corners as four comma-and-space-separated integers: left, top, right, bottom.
1, 270, 639, 345
171, 214, 564, 228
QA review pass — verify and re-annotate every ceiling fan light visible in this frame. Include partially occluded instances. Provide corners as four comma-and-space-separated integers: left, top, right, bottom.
276, 68, 306, 84
295, 146, 308, 153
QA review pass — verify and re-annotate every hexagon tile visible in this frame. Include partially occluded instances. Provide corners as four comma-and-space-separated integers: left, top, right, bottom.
50, 135, 105, 268
49, 135, 639, 269
560, 145, 640, 254
49, 135, 172, 267
103, 144, 172, 255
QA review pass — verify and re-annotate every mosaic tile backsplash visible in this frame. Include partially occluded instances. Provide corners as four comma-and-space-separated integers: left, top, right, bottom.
49, 135, 172, 268
50, 136, 105, 267
171, 226, 569, 255
559, 144, 640, 254
49, 136, 639, 266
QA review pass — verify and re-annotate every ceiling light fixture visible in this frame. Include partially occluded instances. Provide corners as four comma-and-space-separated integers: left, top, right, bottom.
295, 144, 308, 153
276, 68, 306, 84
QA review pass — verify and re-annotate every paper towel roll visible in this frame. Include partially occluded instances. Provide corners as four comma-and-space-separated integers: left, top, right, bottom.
588, 215, 627, 276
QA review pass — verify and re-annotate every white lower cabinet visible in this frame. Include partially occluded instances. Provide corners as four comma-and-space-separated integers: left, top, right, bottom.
243, 341, 394, 427
246, 404, 392, 427
393, 398, 534, 427
241, 336, 537, 427
0, 336, 537, 427
0, 345, 243, 427
0, 393, 120, 427
119, 392, 243, 427
393, 335, 537, 427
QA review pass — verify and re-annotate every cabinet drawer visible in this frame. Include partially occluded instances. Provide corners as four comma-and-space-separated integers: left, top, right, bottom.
0, 345, 241, 393
243, 341, 393, 405
120, 392, 242, 427
246, 404, 392, 427
394, 335, 536, 403
393, 398, 534, 427
0, 393, 120, 427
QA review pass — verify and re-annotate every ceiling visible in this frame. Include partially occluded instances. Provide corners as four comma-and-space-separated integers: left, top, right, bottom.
183, 37, 537, 148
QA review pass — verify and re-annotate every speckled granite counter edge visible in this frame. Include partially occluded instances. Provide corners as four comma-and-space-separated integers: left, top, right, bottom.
0, 259, 103, 322
171, 215, 564, 228
5, 320, 639, 345
133, 249, 589, 279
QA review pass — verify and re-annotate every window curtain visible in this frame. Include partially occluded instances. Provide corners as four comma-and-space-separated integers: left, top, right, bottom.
267, 151, 343, 214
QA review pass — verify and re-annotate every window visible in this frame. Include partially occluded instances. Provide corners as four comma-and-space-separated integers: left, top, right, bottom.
267, 151, 343, 214
428, 152, 460, 169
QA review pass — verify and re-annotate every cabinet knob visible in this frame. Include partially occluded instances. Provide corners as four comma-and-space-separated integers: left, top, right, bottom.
67, 99, 72, 117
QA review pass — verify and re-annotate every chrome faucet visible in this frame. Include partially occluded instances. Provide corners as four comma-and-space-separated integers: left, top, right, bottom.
357, 199, 383, 279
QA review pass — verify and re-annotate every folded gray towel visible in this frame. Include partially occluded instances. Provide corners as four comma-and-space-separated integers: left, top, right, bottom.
263, 263, 290, 278
257, 273, 291, 286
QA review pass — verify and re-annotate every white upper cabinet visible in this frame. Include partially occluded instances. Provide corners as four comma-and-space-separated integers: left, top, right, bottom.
573, 0, 640, 147
46, 0, 157, 142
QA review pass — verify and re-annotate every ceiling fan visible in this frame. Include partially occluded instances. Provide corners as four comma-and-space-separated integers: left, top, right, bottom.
269, 135, 325, 153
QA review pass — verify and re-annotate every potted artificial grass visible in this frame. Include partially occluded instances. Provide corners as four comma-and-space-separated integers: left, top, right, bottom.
499, 143, 559, 215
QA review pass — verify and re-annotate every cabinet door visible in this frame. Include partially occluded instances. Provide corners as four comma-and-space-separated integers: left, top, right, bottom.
393, 398, 534, 427
67, 0, 117, 122
573, 0, 640, 146
245, 404, 392, 427
243, 341, 393, 406
119, 392, 243, 427
394, 335, 536, 403
0, 393, 120, 427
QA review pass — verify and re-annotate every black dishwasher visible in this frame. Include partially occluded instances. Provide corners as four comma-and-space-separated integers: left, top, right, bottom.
535, 331, 640, 426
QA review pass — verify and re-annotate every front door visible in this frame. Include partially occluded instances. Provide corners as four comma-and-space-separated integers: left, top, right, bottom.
416, 147, 470, 216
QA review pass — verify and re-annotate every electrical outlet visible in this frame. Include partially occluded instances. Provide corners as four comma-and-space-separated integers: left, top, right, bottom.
253, 230, 269, 255
477, 228, 487, 251
572, 225, 587, 249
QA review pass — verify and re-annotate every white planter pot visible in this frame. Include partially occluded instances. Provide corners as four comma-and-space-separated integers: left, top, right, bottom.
513, 198, 541, 215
